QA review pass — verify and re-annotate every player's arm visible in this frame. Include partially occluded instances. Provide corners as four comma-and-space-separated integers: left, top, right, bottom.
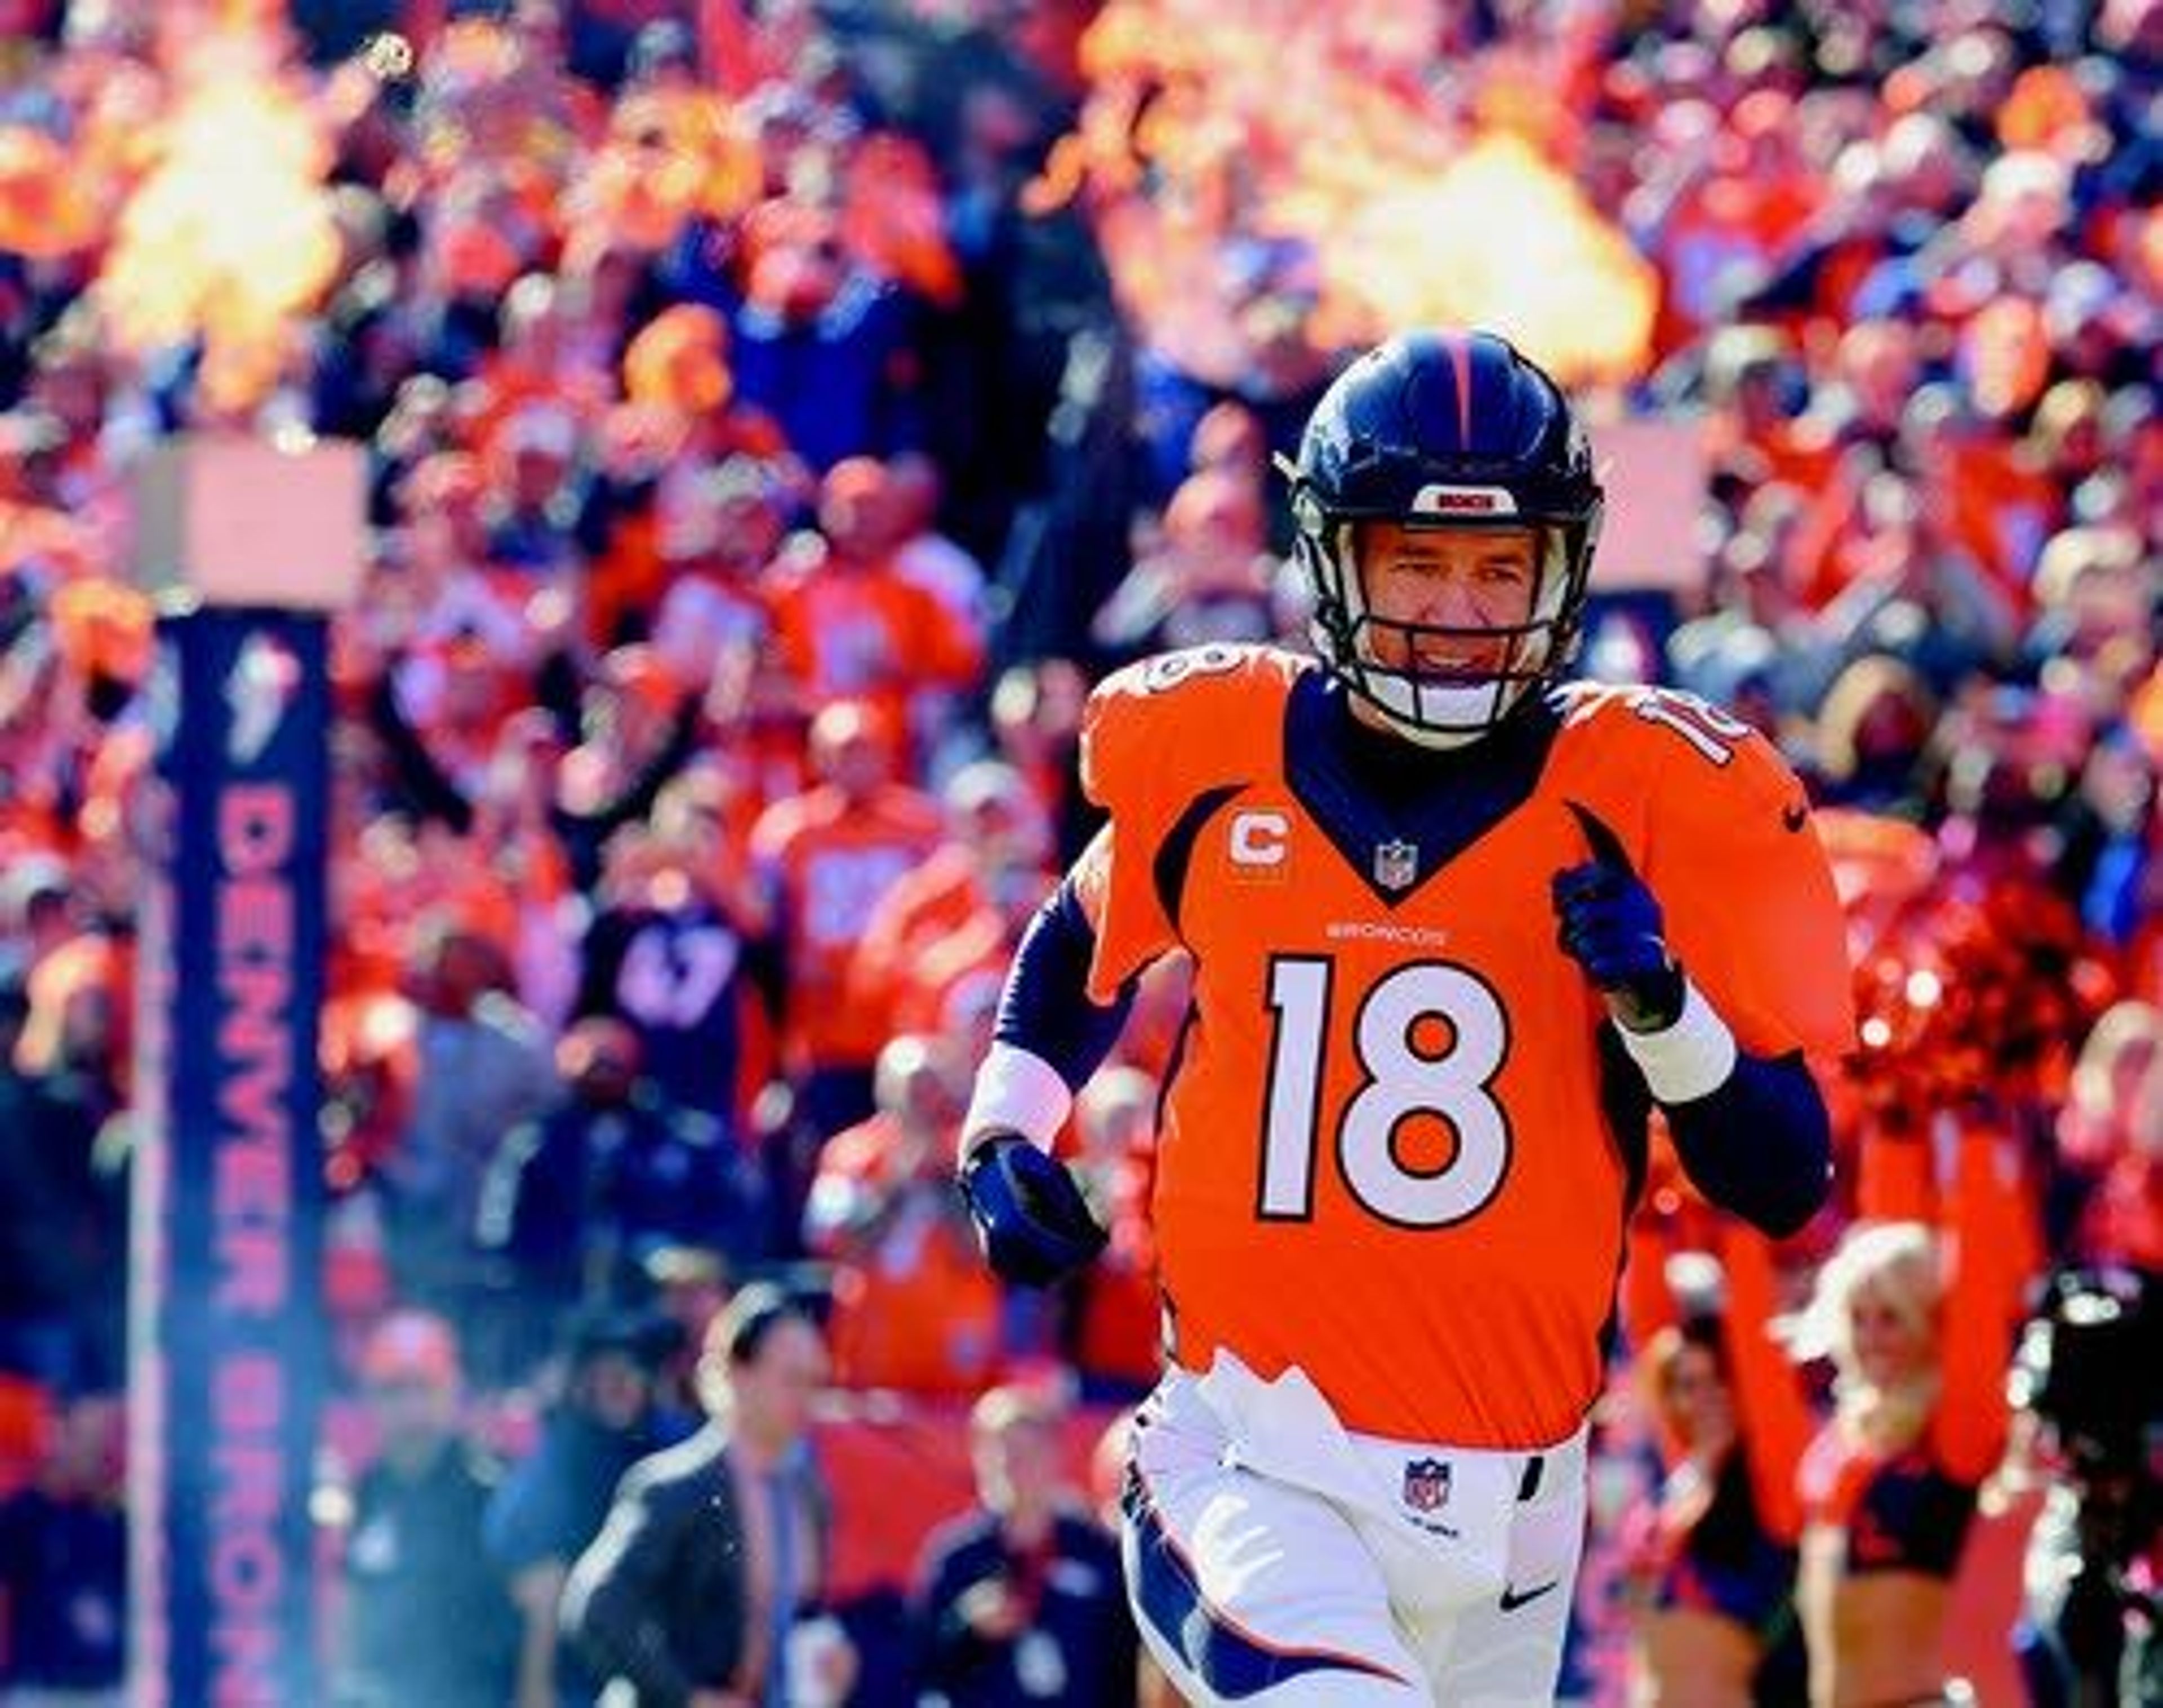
956, 859, 1138, 1288
963, 651, 1243, 1285
1553, 802, 1831, 1238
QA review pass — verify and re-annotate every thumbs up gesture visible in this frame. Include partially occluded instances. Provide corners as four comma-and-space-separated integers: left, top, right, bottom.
1551, 802, 1685, 1033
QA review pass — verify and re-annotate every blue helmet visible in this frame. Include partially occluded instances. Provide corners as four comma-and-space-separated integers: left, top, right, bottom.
1280, 331, 1604, 747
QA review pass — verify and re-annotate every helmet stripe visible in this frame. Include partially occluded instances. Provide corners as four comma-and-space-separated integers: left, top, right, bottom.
1440, 330, 1475, 448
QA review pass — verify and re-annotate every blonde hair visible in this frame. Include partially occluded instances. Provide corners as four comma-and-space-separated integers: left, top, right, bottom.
1813, 653, 1936, 782
1784, 1221, 1943, 1448
2067, 1000, 2163, 1120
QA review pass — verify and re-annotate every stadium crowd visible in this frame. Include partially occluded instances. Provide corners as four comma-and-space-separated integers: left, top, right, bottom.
0, 0, 2155, 1702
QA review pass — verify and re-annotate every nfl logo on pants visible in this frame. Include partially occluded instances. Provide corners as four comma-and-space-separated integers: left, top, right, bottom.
1403, 1457, 1452, 1514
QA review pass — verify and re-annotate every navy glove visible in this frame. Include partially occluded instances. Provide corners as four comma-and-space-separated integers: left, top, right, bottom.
1551, 802, 1685, 1032
958, 1132, 1109, 1288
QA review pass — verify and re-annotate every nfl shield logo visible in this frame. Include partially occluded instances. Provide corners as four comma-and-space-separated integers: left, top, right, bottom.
1374, 839, 1418, 891
1403, 1457, 1452, 1514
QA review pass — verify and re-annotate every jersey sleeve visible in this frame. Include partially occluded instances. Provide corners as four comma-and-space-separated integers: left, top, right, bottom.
1643, 714, 1857, 1062
1074, 644, 1293, 1004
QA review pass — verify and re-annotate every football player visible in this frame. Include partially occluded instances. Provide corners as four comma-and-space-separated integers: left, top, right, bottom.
958, 331, 1854, 1703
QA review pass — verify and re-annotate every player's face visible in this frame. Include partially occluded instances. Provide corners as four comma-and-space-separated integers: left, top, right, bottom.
1354, 521, 1541, 678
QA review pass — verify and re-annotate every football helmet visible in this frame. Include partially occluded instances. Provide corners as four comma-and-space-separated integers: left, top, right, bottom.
1280, 331, 1604, 747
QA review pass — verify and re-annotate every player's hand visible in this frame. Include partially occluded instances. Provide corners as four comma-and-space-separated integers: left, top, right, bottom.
957, 1131, 1108, 1288
1552, 802, 1685, 1033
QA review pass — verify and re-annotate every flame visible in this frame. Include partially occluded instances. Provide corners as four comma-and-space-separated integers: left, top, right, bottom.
1303, 132, 1658, 384
97, 7, 342, 413
1041, 1, 1657, 385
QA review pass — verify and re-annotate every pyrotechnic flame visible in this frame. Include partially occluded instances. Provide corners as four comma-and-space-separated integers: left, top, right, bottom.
1044, 0, 1658, 384
97, 11, 342, 414
1303, 133, 1658, 384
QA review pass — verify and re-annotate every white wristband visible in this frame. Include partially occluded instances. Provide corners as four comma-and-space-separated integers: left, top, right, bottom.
1618, 976, 1737, 1105
961, 1042, 1073, 1155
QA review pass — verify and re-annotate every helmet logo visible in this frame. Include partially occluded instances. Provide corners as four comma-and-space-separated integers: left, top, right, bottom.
1410, 484, 1516, 516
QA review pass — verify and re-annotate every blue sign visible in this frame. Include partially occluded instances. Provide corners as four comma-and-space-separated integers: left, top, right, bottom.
131, 606, 330, 1707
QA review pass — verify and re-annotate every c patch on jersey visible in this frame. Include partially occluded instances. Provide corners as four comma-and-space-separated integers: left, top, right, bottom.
1225, 808, 1293, 883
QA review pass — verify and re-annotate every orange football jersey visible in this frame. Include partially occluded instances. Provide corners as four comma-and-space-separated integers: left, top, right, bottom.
752, 782, 946, 1070
1075, 644, 1854, 1448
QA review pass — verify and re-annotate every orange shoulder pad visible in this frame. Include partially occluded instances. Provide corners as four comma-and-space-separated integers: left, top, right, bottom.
1080, 643, 1306, 821
1551, 684, 1857, 1061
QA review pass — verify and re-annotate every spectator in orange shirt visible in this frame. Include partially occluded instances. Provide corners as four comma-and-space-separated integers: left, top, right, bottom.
649, 457, 787, 702
849, 759, 1054, 1047
768, 456, 984, 757
806, 1033, 1002, 1397
750, 699, 946, 1140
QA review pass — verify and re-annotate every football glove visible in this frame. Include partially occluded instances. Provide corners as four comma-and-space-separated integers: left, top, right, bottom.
957, 1131, 1108, 1288
1552, 801, 1686, 1032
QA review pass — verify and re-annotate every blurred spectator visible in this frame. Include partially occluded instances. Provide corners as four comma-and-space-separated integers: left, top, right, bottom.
633, 1243, 736, 1422
5, 932, 126, 1390
2054, 1001, 2163, 1269
887, 451, 989, 635
647, 457, 789, 702
0, 1388, 123, 1707
477, 1016, 769, 1377
381, 925, 559, 1318
1089, 467, 1277, 661
1808, 653, 1938, 821
334, 1311, 518, 1708
848, 758, 1054, 1055
573, 771, 774, 1124
485, 1309, 681, 1708
2069, 723, 2159, 953
750, 699, 946, 1144
805, 1033, 1002, 1397
563, 1284, 854, 1708
718, 205, 933, 475
1062, 1066, 1161, 1403
0, 964, 83, 1388
913, 1382, 1136, 1707
985, 657, 1096, 867
768, 456, 985, 750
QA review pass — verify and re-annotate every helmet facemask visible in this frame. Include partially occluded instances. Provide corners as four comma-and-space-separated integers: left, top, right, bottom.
1292, 486, 1600, 749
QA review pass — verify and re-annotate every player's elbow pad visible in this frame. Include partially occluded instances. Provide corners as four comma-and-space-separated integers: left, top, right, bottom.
1665, 1052, 1832, 1238
957, 1132, 1107, 1288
